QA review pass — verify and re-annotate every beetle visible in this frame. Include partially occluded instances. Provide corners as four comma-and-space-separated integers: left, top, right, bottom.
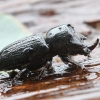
0, 24, 99, 83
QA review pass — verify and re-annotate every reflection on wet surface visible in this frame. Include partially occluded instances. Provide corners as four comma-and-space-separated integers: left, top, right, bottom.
0, 58, 100, 100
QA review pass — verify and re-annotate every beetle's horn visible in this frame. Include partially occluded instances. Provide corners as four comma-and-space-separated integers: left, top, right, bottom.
88, 38, 99, 51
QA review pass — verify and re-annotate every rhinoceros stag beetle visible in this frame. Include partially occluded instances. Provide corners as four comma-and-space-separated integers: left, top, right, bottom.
0, 24, 99, 83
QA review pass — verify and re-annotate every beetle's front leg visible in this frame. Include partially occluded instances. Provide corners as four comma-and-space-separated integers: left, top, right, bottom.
60, 56, 86, 70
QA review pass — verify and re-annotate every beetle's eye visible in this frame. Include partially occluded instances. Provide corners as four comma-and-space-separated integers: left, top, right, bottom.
80, 37, 84, 43
81, 37, 86, 40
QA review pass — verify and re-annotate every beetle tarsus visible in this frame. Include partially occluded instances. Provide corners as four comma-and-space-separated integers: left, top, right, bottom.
37, 67, 45, 80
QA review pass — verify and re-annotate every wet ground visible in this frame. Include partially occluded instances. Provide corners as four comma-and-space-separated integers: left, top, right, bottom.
1, 58, 100, 100
0, 0, 100, 100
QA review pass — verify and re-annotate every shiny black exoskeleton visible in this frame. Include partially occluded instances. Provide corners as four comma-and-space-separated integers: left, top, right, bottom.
0, 24, 99, 81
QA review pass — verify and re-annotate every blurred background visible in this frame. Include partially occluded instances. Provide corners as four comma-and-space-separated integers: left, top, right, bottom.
0, 0, 100, 60
0, 0, 100, 99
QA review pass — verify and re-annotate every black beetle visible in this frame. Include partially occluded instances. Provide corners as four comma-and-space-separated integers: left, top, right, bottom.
0, 24, 99, 82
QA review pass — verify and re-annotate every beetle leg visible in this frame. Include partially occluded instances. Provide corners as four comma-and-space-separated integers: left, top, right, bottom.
11, 68, 27, 85
60, 56, 86, 70
36, 61, 52, 80
45, 61, 52, 69
37, 67, 46, 80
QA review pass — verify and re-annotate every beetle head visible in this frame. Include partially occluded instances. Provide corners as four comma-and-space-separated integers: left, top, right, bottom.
65, 24, 99, 56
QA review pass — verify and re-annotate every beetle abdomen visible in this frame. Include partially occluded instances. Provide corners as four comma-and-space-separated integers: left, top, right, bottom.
0, 33, 49, 70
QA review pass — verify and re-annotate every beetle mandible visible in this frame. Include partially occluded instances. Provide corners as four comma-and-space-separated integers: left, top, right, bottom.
0, 24, 99, 83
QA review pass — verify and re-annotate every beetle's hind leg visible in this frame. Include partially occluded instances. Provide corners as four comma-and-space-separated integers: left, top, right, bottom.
11, 67, 29, 85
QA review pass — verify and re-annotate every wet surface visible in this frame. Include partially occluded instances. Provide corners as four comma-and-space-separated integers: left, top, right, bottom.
0, 58, 100, 100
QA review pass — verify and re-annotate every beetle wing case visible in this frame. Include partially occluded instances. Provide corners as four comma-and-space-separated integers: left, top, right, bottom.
0, 33, 49, 70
